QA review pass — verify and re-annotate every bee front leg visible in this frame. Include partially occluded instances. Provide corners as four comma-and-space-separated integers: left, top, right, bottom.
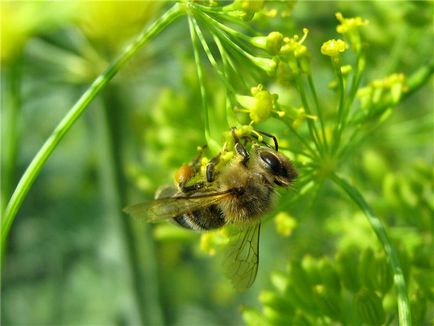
231, 127, 250, 165
206, 153, 221, 183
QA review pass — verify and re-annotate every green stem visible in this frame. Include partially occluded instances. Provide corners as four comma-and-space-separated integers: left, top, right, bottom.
1, 57, 22, 213
196, 10, 272, 76
213, 36, 241, 127
188, 15, 220, 154
331, 60, 346, 155
283, 120, 318, 160
294, 75, 323, 153
331, 173, 411, 326
306, 74, 328, 152
190, 15, 236, 94
1, 3, 183, 261
403, 59, 434, 99
214, 34, 249, 91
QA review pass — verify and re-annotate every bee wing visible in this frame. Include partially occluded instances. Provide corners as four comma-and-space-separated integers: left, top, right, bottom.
123, 190, 232, 222
222, 223, 261, 291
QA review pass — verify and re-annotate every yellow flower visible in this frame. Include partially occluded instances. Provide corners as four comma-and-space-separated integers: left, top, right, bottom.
321, 39, 348, 57
235, 85, 278, 123
336, 12, 369, 35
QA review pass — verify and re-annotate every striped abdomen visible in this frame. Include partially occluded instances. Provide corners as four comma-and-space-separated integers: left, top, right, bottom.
173, 204, 226, 231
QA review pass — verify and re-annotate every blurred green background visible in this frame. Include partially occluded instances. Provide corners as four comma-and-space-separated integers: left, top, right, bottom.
1, 1, 432, 325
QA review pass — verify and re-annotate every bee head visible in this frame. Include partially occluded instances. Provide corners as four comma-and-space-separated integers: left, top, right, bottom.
257, 148, 298, 187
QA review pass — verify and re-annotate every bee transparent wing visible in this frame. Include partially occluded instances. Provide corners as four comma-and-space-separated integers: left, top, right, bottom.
222, 223, 261, 291
123, 190, 232, 222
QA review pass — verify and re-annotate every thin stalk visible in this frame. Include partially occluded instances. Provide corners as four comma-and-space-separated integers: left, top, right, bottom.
331, 60, 346, 155
196, 10, 272, 76
345, 53, 365, 113
338, 53, 365, 143
194, 7, 251, 43
214, 35, 249, 91
283, 120, 318, 160
213, 36, 241, 127
1, 57, 22, 213
306, 73, 328, 152
331, 173, 411, 326
190, 16, 236, 94
403, 59, 434, 99
188, 15, 220, 154
190, 3, 260, 36
1, 3, 183, 261
294, 75, 323, 153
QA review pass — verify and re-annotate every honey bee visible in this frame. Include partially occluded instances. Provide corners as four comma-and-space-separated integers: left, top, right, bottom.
124, 129, 297, 290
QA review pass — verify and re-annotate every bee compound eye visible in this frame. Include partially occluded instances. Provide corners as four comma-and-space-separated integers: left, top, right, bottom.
259, 151, 282, 175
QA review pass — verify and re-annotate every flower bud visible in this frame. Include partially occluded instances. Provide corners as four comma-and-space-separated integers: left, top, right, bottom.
313, 285, 341, 320
354, 288, 385, 326
336, 246, 361, 293
336, 12, 369, 34
321, 39, 348, 60
358, 247, 375, 289
410, 291, 427, 325
287, 263, 316, 312
235, 88, 276, 123
250, 56, 277, 76
266, 31, 284, 54
319, 257, 341, 294
259, 291, 294, 315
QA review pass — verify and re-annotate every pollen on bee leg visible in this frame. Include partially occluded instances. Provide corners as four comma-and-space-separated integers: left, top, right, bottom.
175, 164, 193, 185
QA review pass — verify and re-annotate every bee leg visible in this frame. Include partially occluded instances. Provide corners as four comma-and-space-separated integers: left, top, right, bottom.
206, 153, 221, 182
179, 181, 206, 193
254, 129, 279, 151
231, 127, 250, 165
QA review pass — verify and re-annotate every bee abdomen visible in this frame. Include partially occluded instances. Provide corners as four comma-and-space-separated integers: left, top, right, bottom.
172, 205, 225, 231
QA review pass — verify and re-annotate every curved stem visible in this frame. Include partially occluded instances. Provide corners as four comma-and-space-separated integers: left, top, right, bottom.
1, 57, 22, 213
331, 173, 411, 326
1, 3, 183, 261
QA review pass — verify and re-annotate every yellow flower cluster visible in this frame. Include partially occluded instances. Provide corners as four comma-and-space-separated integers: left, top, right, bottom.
320, 39, 348, 58
336, 12, 369, 34
235, 84, 279, 123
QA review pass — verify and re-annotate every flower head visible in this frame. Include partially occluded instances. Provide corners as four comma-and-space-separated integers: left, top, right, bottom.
335, 12, 368, 53
336, 12, 369, 34
235, 85, 279, 123
321, 39, 348, 58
